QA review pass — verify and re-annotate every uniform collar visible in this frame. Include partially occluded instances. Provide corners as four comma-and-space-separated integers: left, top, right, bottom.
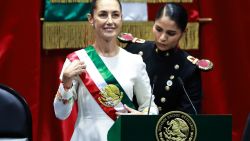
154, 45, 178, 57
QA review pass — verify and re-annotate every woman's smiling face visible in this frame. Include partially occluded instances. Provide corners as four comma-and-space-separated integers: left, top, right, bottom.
89, 0, 122, 41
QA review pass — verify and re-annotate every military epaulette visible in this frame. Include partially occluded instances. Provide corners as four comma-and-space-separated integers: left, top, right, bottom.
117, 33, 145, 43
187, 55, 213, 71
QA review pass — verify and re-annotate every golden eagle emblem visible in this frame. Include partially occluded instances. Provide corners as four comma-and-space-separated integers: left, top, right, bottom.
156, 111, 197, 141
98, 84, 123, 107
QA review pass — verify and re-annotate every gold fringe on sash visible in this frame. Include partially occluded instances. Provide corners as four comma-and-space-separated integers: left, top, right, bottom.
42, 21, 198, 50
49, 0, 193, 3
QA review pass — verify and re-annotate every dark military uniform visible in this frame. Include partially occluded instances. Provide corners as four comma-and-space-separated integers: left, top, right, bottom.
125, 41, 202, 115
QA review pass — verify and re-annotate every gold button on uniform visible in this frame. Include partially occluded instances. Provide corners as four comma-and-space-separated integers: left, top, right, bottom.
170, 75, 175, 80
174, 64, 180, 70
155, 48, 159, 53
138, 51, 143, 56
165, 86, 170, 91
166, 80, 173, 86
158, 106, 162, 111
161, 97, 166, 103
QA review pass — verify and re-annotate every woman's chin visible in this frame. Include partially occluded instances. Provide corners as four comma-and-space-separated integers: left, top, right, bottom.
103, 32, 117, 39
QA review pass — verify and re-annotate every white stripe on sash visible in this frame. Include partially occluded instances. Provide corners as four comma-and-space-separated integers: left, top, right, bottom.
76, 49, 126, 112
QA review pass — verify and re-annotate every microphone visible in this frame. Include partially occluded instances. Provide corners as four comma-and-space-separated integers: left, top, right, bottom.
177, 77, 198, 115
148, 75, 157, 115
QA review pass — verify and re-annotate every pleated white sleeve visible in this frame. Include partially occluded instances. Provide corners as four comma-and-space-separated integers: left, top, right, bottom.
53, 59, 78, 120
133, 55, 159, 115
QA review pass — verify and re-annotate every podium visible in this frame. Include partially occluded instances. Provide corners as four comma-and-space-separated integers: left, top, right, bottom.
108, 114, 232, 141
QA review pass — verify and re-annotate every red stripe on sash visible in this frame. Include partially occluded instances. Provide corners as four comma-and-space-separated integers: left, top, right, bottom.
67, 52, 117, 120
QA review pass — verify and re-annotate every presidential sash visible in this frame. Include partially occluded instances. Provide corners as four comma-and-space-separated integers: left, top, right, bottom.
67, 45, 135, 120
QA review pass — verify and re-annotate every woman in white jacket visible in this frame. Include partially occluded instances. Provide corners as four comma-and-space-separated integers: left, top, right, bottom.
53, 0, 158, 141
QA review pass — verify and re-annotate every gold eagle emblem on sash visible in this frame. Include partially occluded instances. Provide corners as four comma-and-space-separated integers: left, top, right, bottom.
98, 84, 123, 107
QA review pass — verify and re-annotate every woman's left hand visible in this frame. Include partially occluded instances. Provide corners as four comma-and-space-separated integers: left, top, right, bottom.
115, 104, 145, 115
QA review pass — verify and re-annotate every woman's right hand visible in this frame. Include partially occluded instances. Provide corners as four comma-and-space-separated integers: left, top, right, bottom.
62, 60, 86, 88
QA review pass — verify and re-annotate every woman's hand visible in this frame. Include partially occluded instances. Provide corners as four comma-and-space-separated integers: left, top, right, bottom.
116, 104, 145, 116
62, 60, 86, 87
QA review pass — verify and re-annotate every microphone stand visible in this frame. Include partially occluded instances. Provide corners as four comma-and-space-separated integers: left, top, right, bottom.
178, 77, 198, 115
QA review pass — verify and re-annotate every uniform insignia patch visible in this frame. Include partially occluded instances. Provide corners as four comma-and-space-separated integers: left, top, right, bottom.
187, 55, 213, 71
117, 33, 145, 43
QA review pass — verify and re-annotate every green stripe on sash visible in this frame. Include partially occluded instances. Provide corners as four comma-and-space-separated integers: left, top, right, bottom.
85, 46, 135, 109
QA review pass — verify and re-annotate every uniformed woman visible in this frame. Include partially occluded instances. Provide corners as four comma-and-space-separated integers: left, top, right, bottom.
119, 3, 213, 115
